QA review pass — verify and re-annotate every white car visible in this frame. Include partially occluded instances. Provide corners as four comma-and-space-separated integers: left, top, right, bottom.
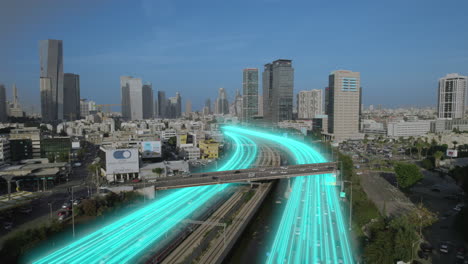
73, 162, 82, 168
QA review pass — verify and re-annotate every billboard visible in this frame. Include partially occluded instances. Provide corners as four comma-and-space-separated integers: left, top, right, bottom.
446, 149, 458, 158
105, 149, 139, 174
71, 142, 80, 149
141, 141, 162, 158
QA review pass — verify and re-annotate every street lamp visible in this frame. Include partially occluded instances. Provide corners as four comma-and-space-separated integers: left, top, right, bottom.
71, 185, 80, 238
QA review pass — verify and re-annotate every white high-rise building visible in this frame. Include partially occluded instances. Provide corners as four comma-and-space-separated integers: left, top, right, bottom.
297, 89, 322, 119
437, 73, 467, 119
121, 76, 143, 120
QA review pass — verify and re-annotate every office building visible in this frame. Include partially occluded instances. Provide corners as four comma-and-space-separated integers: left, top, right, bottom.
0, 138, 10, 164
216, 88, 229, 115
39, 39, 64, 122
326, 70, 361, 141
121, 76, 143, 120
233, 89, 243, 117
142, 83, 154, 119
9, 84, 24, 118
257, 95, 263, 117
80, 99, 96, 117
263, 59, 294, 123
63, 73, 80, 121
157, 91, 167, 118
242, 68, 259, 122
8, 139, 33, 161
297, 89, 322, 119
0, 84, 6, 122
430, 118, 468, 133
387, 121, 431, 137
10, 128, 41, 158
437, 73, 467, 119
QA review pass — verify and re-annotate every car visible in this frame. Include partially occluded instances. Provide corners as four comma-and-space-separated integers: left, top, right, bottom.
259, 168, 266, 172
440, 243, 449, 254
201, 173, 208, 177
269, 171, 278, 174
299, 168, 306, 172
73, 199, 81, 206
356, 172, 363, 175
280, 171, 288, 174
312, 168, 319, 171
57, 211, 70, 221
73, 162, 82, 168
234, 170, 241, 174
3, 222, 13, 230
417, 250, 428, 260
431, 188, 441, 192
280, 166, 288, 170
62, 202, 72, 209
212, 176, 219, 180
454, 206, 462, 212
248, 173, 256, 178
131, 179, 142, 183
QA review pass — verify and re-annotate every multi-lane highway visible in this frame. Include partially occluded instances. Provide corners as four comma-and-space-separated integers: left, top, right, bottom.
32, 132, 258, 264
223, 126, 354, 264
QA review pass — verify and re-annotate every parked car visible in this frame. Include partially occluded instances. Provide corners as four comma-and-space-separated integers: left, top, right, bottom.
420, 242, 433, 253
248, 172, 256, 178
131, 179, 142, 183
440, 243, 449, 254
73, 162, 82, 168
3, 222, 13, 230
62, 202, 72, 210
57, 211, 70, 221
73, 199, 82, 206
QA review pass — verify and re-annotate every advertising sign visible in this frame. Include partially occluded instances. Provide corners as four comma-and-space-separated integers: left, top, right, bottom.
106, 149, 139, 174
141, 141, 162, 158
446, 149, 458, 158
71, 142, 80, 149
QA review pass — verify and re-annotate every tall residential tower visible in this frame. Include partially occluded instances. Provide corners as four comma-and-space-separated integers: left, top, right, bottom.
437, 73, 467, 119
63, 73, 80, 121
121, 76, 143, 120
242, 68, 258, 122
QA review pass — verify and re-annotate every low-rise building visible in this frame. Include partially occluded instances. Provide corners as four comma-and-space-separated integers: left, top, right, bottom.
387, 121, 431, 137
9, 128, 41, 158
99, 146, 140, 183
430, 119, 468, 133
199, 139, 219, 159
180, 146, 200, 160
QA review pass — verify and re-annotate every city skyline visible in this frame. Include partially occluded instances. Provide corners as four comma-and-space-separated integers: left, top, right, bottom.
2, 0, 468, 112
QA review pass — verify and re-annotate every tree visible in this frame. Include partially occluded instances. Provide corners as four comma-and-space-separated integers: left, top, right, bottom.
364, 229, 395, 264
433, 151, 444, 168
415, 139, 424, 160
452, 140, 458, 149
168, 136, 177, 146
421, 158, 434, 170
81, 199, 98, 216
394, 162, 423, 188
152, 167, 164, 177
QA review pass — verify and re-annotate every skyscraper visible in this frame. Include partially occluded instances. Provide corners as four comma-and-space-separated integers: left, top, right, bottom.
0, 84, 7, 122
185, 100, 192, 115
205, 98, 212, 114
326, 70, 361, 141
142, 83, 154, 119
233, 89, 243, 117
297, 89, 322, 119
120, 76, 143, 120
157, 91, 167, 118
63, 73, 80, 121
242, 68, 259, 122
216, 88, 229, 115
437, 73, 467, 119
9, 84, 24, 118
263, 59, 294, 123
39, 39, 64, 122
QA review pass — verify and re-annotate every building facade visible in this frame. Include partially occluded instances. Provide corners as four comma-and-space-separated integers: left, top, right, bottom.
430, 118, 468, 133
216, 88, 229, 115
142, 83, 154, 119
0, 84, 7, 122
437, 73, 467, 119
263, 59, 294, 123
157, 91, 167, 118
63, 73, 80, 121
121, 76, 143, 120
387, 121, 431, 137
40, 39, 64, 122
326, 70, 361, 141
297, 89, 322, 119
242, 68, 259, 122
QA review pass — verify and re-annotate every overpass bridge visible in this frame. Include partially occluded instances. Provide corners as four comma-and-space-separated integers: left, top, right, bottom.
153, 162, 337, 190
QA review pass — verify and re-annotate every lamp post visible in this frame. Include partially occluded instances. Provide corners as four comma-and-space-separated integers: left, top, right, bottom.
71, 185, 79, 238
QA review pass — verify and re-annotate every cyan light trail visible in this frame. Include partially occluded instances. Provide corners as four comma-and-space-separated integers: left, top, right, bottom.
33, 132, 257, 264
223, 126, 354, 264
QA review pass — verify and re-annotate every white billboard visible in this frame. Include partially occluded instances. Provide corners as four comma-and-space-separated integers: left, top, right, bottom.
72, 142, 80, 149
141, 141, 162, 158
106, 149, 139, 174
446, 149, 458, 158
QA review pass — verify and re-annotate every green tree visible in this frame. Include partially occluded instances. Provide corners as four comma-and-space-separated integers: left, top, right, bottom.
452, 140, 458, 149
81, 199, 98, 216
394, 162, 423, 188
364, 229, 395, 264
433, 151, 444, 168
168, 136, 177, 146
421, 158, 434, 170
152, 167, 164, 177
415, 139, 424, 160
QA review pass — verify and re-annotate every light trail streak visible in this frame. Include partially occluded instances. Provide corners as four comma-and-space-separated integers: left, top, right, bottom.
223, 126, 354, 264
33, 132, 257, 264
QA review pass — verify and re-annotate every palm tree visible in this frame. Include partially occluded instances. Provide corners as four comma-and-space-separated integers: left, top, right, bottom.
434, 151, 444, 168
415, 139, 424, 160
452, 141, 458, 149
408, 136, 415, 158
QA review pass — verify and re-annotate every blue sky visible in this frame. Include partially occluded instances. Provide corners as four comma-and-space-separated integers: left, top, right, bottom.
1, 0, 468, 113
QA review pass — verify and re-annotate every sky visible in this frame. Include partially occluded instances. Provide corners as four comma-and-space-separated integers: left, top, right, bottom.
1, 0, 468, 113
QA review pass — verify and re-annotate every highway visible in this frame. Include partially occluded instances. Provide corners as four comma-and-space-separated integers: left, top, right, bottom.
32, 132, 258, 264
153, 162, 337, 190
223, 126, 354, 264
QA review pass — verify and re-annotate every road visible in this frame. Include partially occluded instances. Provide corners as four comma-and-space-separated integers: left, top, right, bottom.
223, 126, 354, 264
32, 131, 258, 264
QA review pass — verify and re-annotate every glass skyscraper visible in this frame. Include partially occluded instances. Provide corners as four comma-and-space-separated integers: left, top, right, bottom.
242, 68, 258, 122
